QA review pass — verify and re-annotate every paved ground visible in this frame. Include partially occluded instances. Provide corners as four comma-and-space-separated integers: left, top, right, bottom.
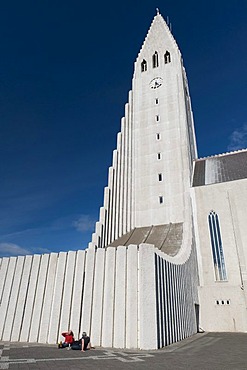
0, 332, 247, 369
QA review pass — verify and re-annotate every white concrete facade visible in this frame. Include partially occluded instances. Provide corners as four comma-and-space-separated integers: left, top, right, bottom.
0, 245, 197, 349
191, 175, 247, 332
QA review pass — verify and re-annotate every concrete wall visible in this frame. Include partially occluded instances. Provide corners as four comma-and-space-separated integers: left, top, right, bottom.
191, 178, 247, 332
155, 253, 198, 347
0, 244, 197, 349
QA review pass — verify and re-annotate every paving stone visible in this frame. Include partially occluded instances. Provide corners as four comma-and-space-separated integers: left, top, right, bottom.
0, 333, 247, 370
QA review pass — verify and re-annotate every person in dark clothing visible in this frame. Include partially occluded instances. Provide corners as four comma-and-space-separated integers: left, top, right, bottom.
71, 332, 91, 351
80, 332, 91, 352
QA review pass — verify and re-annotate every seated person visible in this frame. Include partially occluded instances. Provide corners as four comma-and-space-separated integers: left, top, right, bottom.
71, 332, 91, 351
59, 330, 74, 348
80, 332, 91, 352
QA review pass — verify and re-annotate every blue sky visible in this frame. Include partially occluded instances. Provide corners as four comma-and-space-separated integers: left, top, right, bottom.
1, 1, 247, 257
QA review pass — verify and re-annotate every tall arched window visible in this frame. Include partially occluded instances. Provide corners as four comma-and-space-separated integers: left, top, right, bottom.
152, 51, 159, 68
141, 59, 147, 72
208, 211, 227, 281
164, 51, 171, 64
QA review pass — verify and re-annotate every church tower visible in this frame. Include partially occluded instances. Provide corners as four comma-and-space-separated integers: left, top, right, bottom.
90, 11, 197, 248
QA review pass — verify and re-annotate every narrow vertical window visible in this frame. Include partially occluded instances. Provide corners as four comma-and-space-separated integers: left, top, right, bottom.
164, 51, 171, 64
155, 115, 160, 122
157, 152, 161, 160
208, 211, 227, 281
155, 98, 159, 105
152, 51, 159, 68
141, 59, 147, 72
156, 133, 160, 140
159, 196, 163, 204
158, 173, 163, 181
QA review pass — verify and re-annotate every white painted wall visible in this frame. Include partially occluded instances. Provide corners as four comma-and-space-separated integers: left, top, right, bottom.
191, 178, 247, 332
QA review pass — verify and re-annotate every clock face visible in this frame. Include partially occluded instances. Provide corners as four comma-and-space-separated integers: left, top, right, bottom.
149, 77, 163, 89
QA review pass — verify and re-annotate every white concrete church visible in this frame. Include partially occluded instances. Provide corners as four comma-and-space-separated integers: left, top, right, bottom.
0, 11, 247, 350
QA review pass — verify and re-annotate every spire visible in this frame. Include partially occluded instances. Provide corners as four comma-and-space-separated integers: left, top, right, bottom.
134, 9, 179, 68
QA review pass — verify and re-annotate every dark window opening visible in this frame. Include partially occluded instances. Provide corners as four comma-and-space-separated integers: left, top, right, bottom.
156, 133, 160, 140
159, 196, 163, 204
157, 152, 161, 160
164, 51, 171, 64
155, 98, 159, 105
153, 51, 159, 68
141, 59, 147, 72
158, 173, 162, 181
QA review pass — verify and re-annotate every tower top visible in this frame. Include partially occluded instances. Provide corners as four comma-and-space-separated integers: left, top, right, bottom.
134, 9, 179, 70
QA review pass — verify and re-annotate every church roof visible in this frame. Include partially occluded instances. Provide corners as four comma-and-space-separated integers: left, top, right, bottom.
108, 223, 183, 256
192, 149, 247, 187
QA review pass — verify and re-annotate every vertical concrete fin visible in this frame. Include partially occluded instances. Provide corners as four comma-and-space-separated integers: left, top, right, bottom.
138, 244, 157, 350
29, 254, 50, 342
126, 92, 133, 232
70, 250, 86, 339
0, 258, 10, 304
90, 248, 106, 346
119, 117, 126, 237
103, 187, 110, 247
11, 255, 33, 342
107, 167, 114, 245
0, 257, 17, 340
111, 150, 118, 242
38, 253, 58, 343
101, 247, 116, 347
80, 248, 96, 336
48, 252, 67, 343
126, 244, 138, 348
113, 246, 127, 348
115, 132, 122, 240
19, 255, 41, 342
58, 251, 76, 337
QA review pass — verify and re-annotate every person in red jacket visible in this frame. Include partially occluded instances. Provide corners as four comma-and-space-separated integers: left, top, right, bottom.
58, 330, 74, 348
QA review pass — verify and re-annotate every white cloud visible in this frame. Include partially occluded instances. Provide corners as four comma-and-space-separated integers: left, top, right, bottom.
227, 123, 247, 151
73, 215, 95, 233
0, 242, 51, 257
0, 242, 31, 257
